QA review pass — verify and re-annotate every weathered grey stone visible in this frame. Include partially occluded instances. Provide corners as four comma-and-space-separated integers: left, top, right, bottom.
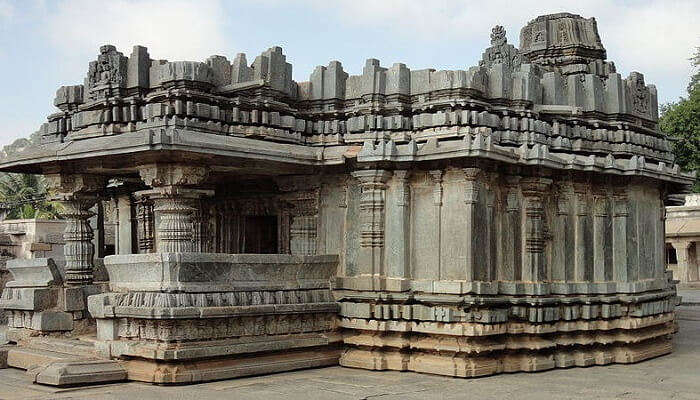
0, 287, 57, 311
4, 258, 61, 288
33, 360, 126, 386
30, 311, 73, 331
102, 253, 338, 292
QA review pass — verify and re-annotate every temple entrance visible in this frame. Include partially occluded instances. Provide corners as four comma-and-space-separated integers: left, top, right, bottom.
243, 215, 278, 254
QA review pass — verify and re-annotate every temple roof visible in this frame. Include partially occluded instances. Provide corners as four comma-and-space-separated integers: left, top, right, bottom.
0, 13, 694, 188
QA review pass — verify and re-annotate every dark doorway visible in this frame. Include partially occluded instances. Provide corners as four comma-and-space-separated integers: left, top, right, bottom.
243, 216, 278, 254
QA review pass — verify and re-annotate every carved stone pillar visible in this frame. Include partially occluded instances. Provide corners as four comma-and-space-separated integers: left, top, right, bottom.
521, 177, 552, 282
46, 173, 105, 286
278, 208, 291, 254
385, 170, 411, 278
135, 194, 155, 253
137, 164, 212, 253
612, 187, 630, 282
671, 241, 693, 283
116, 194, 135, 255
656, 193, 668, 279
352, 170, 392, 276
191, 199, 211, 253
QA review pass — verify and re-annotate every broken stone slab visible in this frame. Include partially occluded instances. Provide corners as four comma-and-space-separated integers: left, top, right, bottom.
123, 347, 341, 384
5, 258, 61, 288
6, 347, 87, 371
0, 287, 58, 311
6, 311, 74, 332
31, 360, 127, 386
0, 344, 12, 368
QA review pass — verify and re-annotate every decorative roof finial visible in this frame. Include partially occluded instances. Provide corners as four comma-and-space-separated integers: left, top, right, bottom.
490, 25, 507, 46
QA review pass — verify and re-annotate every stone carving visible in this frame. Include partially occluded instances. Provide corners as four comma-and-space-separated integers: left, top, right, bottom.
114, 313, 336, 342
629, 72, 650, 115
480, 25, 521, 70
191, 201, 211, 252
154, 196, 196, 252
86, 45, 128, 100
135, 195, 155, 253
138, 164, 209, 188
394, 170, 411, 207
45, 173, 104, 196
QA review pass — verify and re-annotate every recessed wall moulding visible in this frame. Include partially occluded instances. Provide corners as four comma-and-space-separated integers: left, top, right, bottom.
0, 12, 694, 385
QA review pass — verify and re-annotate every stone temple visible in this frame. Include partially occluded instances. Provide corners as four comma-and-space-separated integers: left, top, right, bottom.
0, 13, 695, 385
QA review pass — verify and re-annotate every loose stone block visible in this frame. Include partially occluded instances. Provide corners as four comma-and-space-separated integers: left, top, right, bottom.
33, 360, 127, 386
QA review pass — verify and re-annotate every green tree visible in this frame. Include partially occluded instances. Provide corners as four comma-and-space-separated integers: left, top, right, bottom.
0, 173, 62, 219
660, 47, 700, 192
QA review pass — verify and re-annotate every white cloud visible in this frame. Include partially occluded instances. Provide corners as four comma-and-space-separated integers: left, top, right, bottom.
41, 0, 229, 77
0, 0, 13, 20
295, 0, 700, 102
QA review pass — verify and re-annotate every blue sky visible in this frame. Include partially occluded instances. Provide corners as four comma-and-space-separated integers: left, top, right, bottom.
0, 0, 698, 147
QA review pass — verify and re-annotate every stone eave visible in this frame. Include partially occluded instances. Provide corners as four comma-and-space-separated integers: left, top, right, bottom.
353, 133, 696, 186
0, 129, 346, 175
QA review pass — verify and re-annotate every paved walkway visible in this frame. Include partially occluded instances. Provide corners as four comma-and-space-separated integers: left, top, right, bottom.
678, 288, 700, 305
1, 304, 699, 399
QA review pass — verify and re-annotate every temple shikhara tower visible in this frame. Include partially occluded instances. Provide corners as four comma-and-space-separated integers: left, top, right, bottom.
0, 13, 694, 385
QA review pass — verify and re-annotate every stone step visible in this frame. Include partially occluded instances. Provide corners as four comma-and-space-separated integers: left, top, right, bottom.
32, 360, 127, 387
25, 337, 97, 358
6, 347, 89, 371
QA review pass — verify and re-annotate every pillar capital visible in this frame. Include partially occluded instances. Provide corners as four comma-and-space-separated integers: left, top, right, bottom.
351, 169, 392, 186
520, 176, 553, 196
138, 164, 209, 188
392, 170, 411, 207
671, 240, 693, 250
46, 173, 105, 199
428, 170, 444, 206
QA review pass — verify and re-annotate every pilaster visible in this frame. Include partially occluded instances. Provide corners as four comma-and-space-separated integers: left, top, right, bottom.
351, 169, 392, 276
592, 187, 610, 282
612, 187, 630, 282
428, 170, 444, 279
520, 177, 552, 282
502, 175, 521, 281
462, 168, 481, 281
385, 170, 411, 278
553, 180, 574, 281
573, 181, 592, 281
